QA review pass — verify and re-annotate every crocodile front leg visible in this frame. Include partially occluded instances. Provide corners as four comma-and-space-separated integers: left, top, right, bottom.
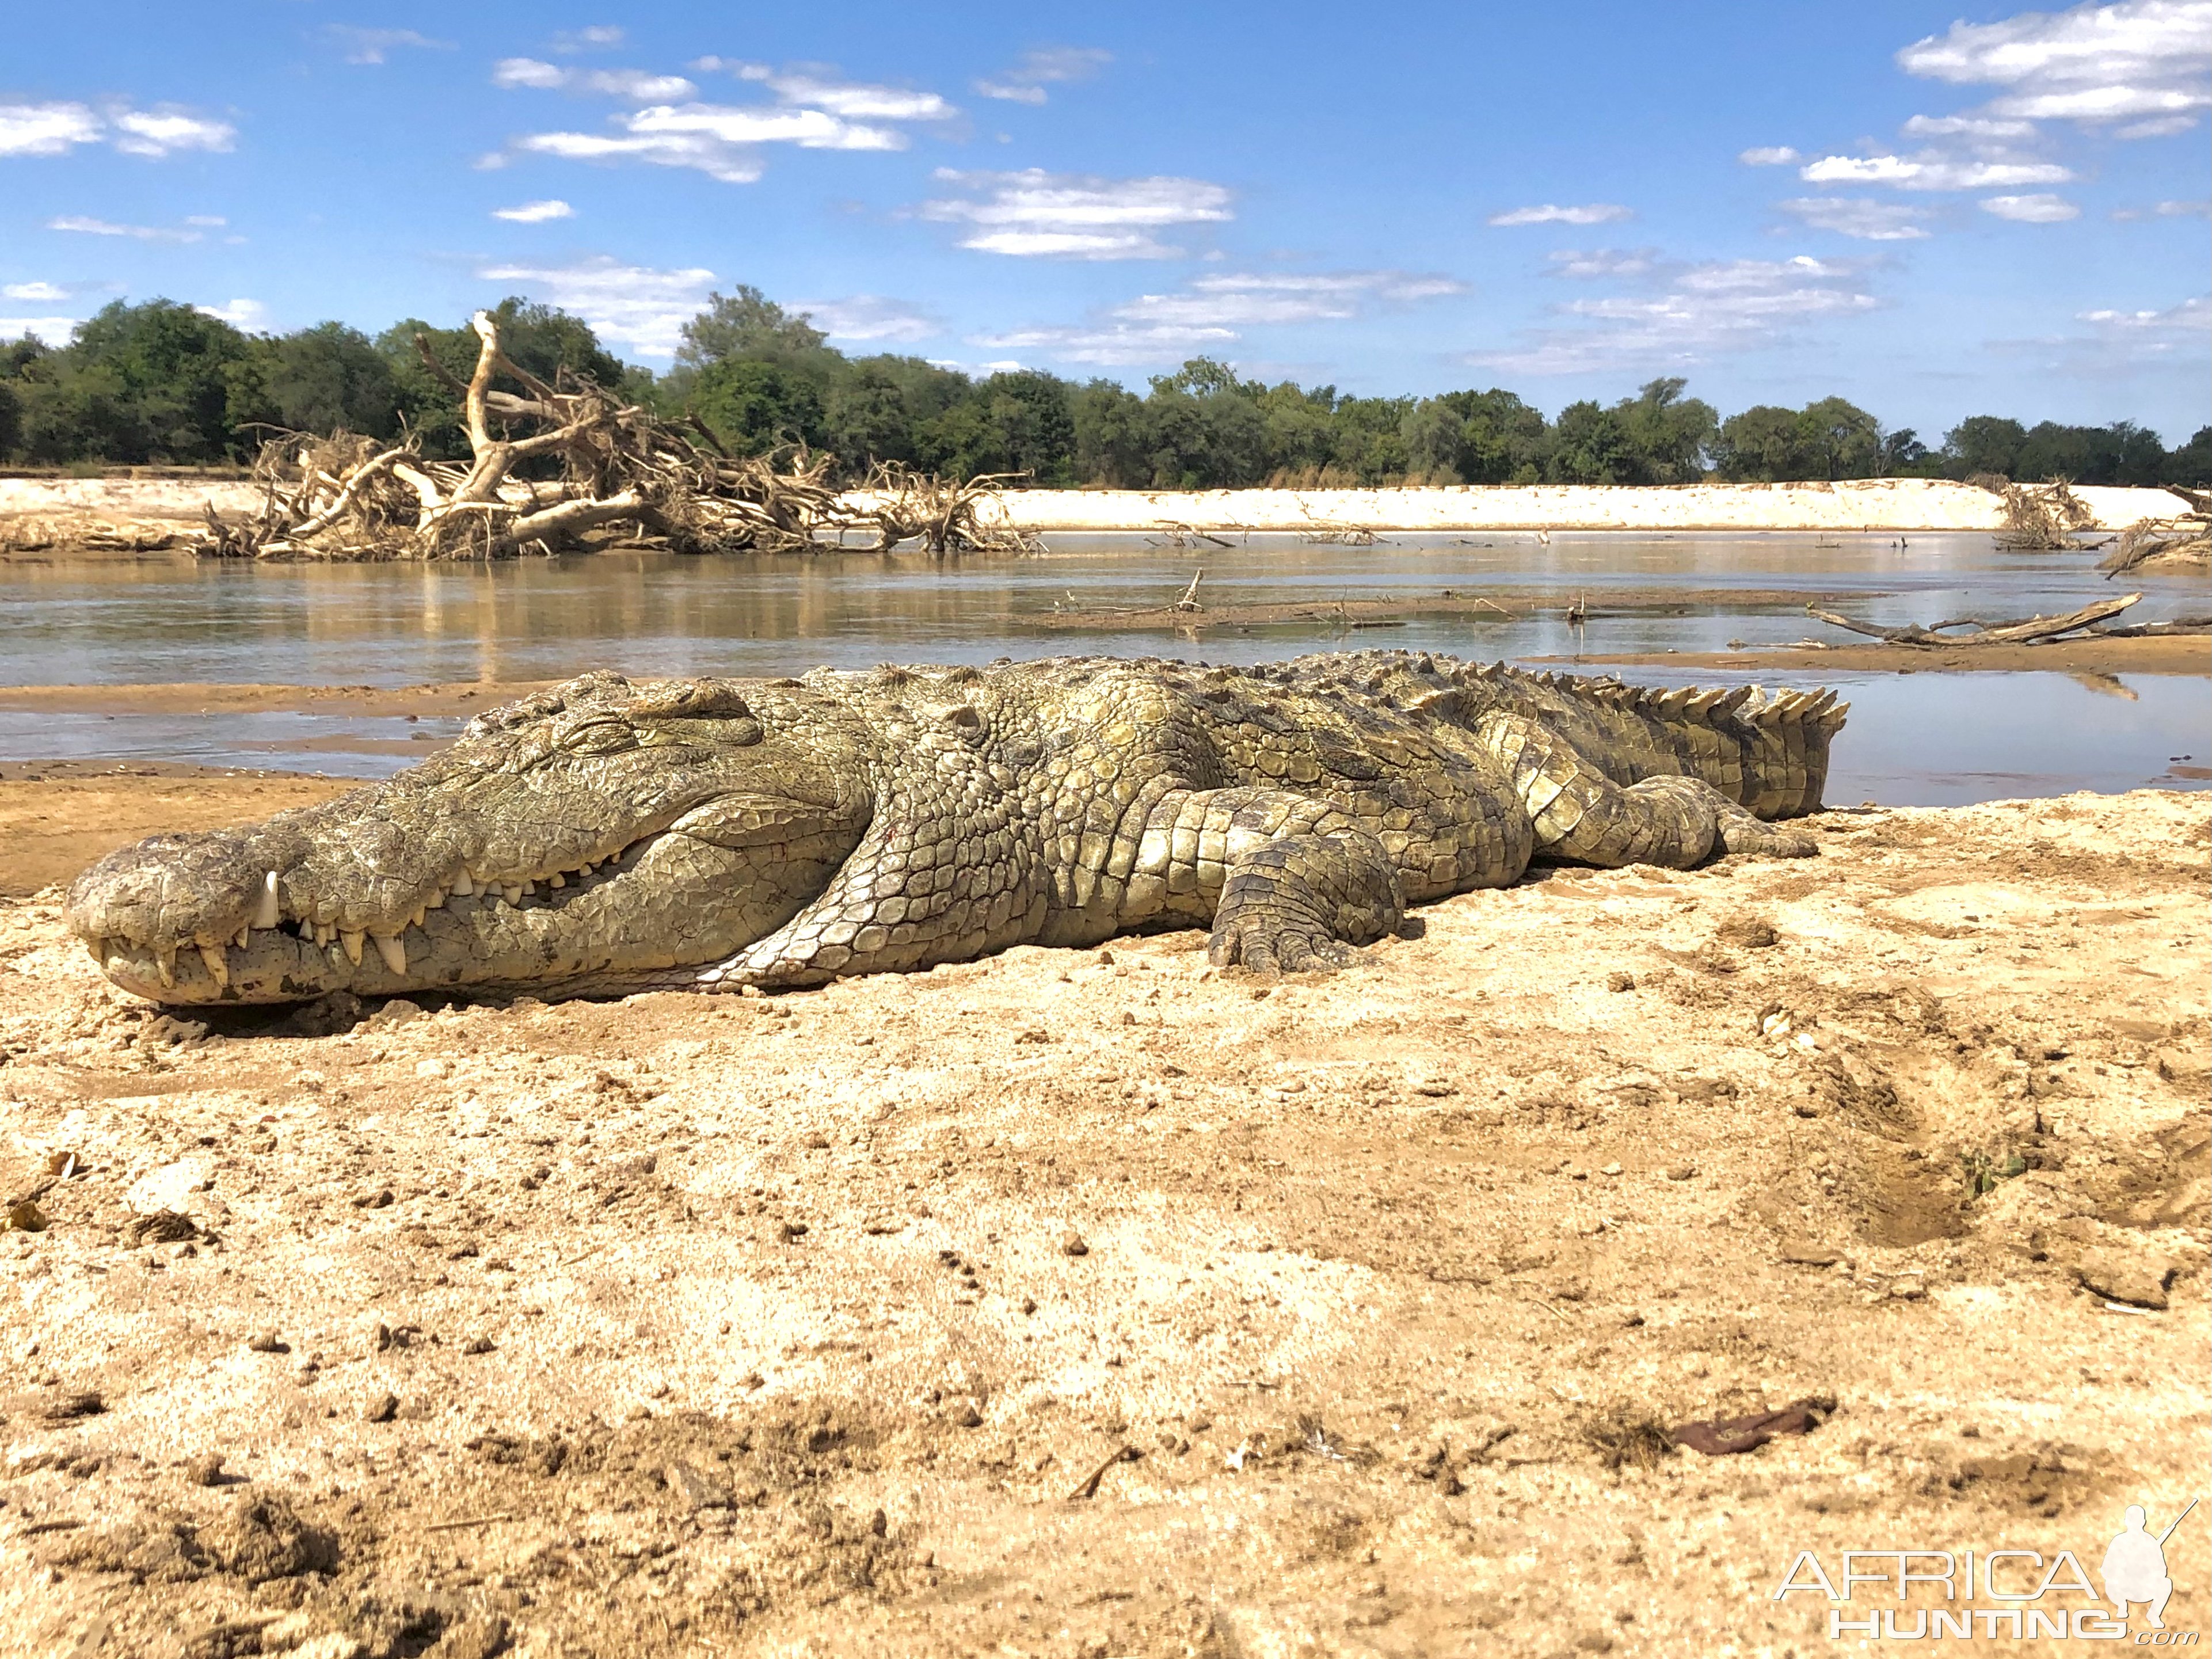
1101, 786, 1406, 973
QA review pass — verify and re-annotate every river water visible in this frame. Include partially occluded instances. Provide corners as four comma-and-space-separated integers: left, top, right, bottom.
1, 532, 2203, 806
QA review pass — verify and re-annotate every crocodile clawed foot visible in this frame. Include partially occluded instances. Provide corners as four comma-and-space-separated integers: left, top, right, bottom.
1207, 918, 1356, 975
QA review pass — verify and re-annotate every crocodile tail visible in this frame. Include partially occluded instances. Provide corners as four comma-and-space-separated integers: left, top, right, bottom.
1452, 664, 1848, 819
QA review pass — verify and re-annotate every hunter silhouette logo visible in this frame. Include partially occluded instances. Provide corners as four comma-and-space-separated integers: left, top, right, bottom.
2106, 1501, 2194, 1631
1774, 1497, 2202, 1642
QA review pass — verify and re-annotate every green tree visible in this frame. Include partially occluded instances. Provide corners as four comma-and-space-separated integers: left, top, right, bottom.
258, 322, 403, 438
676, 287, 829, 369
1796, 396, 1880, 480
1545, 399, 1638, 484
1712, 405, 1810, 481
1070, 379, 1151, 487
26, 299, 264, 463
689, 358, 828, 456
1614, 378, 1717, 483
1941, 416, 2028, 480
2163, 426, 2212, 487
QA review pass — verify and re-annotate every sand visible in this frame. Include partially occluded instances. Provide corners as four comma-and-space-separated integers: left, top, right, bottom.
2, 477, 2198, 553
0, 774, 2204, 1656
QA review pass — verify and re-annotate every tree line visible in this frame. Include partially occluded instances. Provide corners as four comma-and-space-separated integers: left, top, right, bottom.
3, 292, 2206, 489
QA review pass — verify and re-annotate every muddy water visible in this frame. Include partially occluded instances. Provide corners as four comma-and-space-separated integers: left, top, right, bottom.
1, 532, 2204, 804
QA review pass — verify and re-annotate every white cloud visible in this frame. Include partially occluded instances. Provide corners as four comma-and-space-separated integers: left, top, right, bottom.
1899, 112, 2039, 139
1, 99, 231, 159
1737, 146, 1800, 166
969, 319, 1240, 365
1470, 253, 1879, 376
553, 25, 625, 52
794, 294, 942, 342
494, 59, 698, 100
1545, 248, 1658, 279
1777, 196, 1935, 239
494, 58, 569, 89
2, 281, 70, 302
197, 298, 268, 329
107, 108, 235, 158
1117, 269, 1465, 326
504, 63, 960, 181
1897, 0, 2212, 128
2079, 294, 2210, 333
766, 75, 954, 120
183, 214, 226, 227
326, 26, 451, 65
477, 256, 715, 357
1798, 151, 2073, 189
493, 198, 575, 222
48, 214, 204, 243
974, 46, 1113, 104
0, 314, 78, 342
1981, 191, 2082, 220
972, 269, 1464, 364
920, 169, 1233, 259
1487, 203, 1632, 226
0, 101, 103, 156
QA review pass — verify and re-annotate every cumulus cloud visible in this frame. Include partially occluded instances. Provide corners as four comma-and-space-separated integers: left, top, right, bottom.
196, 298, 268, 329
475, 256, 715, 356
1981, 191, 2082, 220
501, 63, 956, 181
1487, 203, 1632, 226
792, 294, 942, 342
970, 268, 1464, 364
974, 46, 1113, 104
1897, 0, 2212, 128
48, 214, 205, 242
765, 75, 954, 120
1, 100, 233, 159
326, 26, 451, 65
1737, 146, 1800, 166
920, 169, 1233, 258
2110, 196, 2211, 218
1899, 112, 2039, 139
1544, 248, 1658, 279
1798, 151, 2073, 189
493, 59, 699, 100
2, 280, 71, 302
492, 198, 574, 222
1777, 196, 1935, 239
1469, 253, 1879, 376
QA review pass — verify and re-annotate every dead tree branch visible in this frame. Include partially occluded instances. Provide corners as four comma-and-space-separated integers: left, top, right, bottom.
1805, 592, 2144, 646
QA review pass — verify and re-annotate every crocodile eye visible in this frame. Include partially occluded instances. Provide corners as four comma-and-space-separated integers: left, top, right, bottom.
559, 721, 635, 755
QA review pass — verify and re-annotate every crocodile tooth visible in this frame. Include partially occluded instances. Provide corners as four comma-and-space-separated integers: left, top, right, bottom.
450, 873, 474, 897
253, 870, 281, 930
424, 889, 444, 909
410, 907, 425, 930
234, 926, 250, 948
505, 885, 524, 904
548, 872, 565, 889
156, 948, 176, 987
340, 929, 366, 967
373, 933, 406, 976
198, 943, 230, 988
520, 880, 536, 897
86, 937, 108, 965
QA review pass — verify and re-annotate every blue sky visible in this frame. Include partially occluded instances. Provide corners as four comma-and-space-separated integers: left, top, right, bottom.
3, 0, 2207, 440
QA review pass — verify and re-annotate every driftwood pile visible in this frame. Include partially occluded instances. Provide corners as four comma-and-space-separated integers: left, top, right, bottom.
195, 311, 1027, 561
2099, 486, 2212, 578
1988, 479, 2096, 550
1806, 590, 2209, 648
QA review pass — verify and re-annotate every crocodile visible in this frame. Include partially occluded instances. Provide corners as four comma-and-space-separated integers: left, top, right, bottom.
66, 651, 1845, 1005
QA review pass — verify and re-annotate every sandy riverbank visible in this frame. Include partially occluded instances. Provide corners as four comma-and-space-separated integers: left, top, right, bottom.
2, 477, 2199, 553
0, 779, 2205, 1656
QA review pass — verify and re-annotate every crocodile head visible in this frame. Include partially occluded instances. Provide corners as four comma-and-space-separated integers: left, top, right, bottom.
66, 672, 870, 1004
